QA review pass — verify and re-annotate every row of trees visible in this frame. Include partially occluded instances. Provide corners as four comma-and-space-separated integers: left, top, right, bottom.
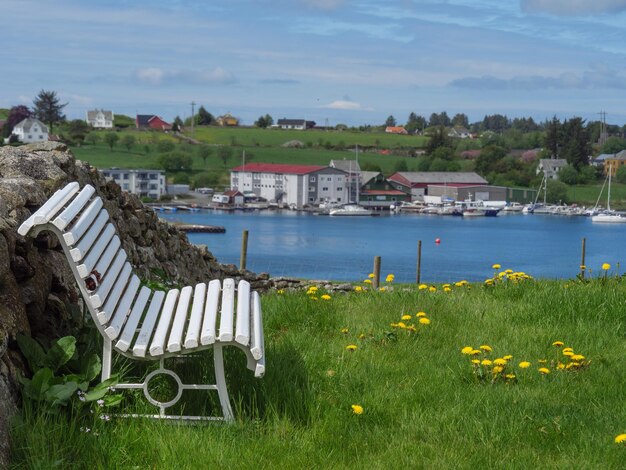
2, 90, 67, 137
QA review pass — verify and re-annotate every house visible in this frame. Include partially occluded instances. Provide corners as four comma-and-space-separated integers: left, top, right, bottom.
86, 109, 114, 128
387, 172, 488, 200
385, 126, 408, 135
11, 118, 49, 143
136, 114, 172, 131
276, 119, 315, 130
536, 159, 567, 180
359, 171, 410, 208
230, 162, 348, 208
603, 150, 626, 176
591, 153, 614, 168
329, 159, 361, 203
448, 127, 472, 139
223, 189, 245, 206
101, 168, 166, 199
216, 113, 239, 127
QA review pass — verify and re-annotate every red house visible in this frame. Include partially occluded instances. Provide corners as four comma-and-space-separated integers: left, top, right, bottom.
136, 114, 172, 131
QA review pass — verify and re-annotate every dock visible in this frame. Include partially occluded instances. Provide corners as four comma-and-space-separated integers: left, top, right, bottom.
170, 223, 226, 233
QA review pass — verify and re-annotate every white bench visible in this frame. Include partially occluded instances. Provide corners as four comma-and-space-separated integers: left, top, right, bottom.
18, 182, 265, 421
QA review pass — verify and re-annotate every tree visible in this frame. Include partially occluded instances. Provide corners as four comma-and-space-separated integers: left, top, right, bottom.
4, 105, 32, 137
254, 114, 274, 128
157, 152, 193, 171
64, 119, 91, 145
475, 145, 507, 176
197, 144, 213, 166
84, 132, 99, 145
558, 164, 578, 185
615, 166, 626, 184
196, 106, 214, 125
425, 126, 452, 155
561, 117, 590, 170
32, 90, 67, 131
451, 113, 469, 128
157, 140, 175, 153
172, 116, 184, 132
217, 146, 233, 167
104, 132, 119, 150
428, 111, 450, 127
121, 134, 136, 151
394, 160, 408, 172
543, 116, 561, 158
405, 112, 426, 134
385, 115, 397, 127
601, 136, 626, 154
546, 180, 569, 204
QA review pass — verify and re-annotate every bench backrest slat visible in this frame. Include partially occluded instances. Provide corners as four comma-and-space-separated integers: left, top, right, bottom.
69, 210, 108, 262
63, 198, 103, 246
250, 291, 264, 361
105, 274, 141, 340
184, 283, 207, 349
133, 290, 165, 358
86, 235, 120, 280
235, 280, 251, 346
97, 262, 132, 325
167, 285, 193, 353
149, 289, 179, 356
89, 249, 127, 309
76, 223, 115, 278
218, 279, 235, 342
52, 185, 95, 231
116, 286, 151, 352
18, 182, 80, 234
200, 280, 220, 345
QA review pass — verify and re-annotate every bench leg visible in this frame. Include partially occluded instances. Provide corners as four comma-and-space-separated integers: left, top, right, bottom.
214, 345, 234, 421
102, 338, 112, 381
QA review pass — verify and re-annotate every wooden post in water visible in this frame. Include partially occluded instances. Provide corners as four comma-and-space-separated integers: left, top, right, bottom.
240, 230, 249, 271
580, 237, 586, 279
416, 240, 422, 284
373, 256, 381, 289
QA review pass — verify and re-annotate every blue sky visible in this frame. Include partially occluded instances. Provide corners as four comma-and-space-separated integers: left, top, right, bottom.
3, 0, 626, 126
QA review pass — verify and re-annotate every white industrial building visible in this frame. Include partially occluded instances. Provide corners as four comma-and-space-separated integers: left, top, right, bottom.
101, 168, 166, 199
230, 163, 348, 208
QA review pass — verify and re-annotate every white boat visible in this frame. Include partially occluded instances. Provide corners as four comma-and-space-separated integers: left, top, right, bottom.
592, 163, 626, 223
502, 202, 523, 213
329, 204, 374, 216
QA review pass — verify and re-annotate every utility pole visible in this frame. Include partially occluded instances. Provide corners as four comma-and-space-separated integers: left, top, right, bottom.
598, 110, 607, 148
190, 101, 196, 138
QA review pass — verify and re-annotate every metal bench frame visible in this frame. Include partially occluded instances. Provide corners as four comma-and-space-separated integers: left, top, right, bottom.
18, 182, 265, 421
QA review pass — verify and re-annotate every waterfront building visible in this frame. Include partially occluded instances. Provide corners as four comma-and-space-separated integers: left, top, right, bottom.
12, 118, 48, 143
230, 162, 348, 208
359, 171, 410, 208
329, 159, 361, 203
86, 109, 114, 128
101, 168, 166, 199
387, 171, 488, 200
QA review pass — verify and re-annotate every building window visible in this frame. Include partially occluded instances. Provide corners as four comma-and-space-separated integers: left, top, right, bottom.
308, 187, 315, 192
310, 176, 316, 182
322, 187, 329, 191
123, 174, 129, 180
337, 187, 343, 191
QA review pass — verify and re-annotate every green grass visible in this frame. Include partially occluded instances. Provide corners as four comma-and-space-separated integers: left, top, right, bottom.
10, 275, 626, 468
567, 183, 626, 209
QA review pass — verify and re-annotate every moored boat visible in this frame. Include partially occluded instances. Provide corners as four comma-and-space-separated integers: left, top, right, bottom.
329, 204, 374, 216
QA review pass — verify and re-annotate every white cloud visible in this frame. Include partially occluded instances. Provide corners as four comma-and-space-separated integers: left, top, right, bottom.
521, 0, 626, 15
321, 100, 373, 110
136, 68, 166, 85
63, 93, 93, 105
135, 67, 237, 86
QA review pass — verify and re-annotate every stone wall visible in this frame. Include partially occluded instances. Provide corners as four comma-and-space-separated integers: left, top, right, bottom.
0, 142, 281, 466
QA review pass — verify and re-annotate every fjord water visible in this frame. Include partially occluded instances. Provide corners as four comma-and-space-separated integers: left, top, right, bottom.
159, 211, 626, 283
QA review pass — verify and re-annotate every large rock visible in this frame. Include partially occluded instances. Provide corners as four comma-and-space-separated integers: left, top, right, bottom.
0, 142, 276, 465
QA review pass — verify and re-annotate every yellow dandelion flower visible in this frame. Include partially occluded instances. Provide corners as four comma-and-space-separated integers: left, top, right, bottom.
552, 341, 564, 347
538, 359, 547, 364
321, 294, 331, 300
503, 355, 513, 360
571, 362, 581, 367
385, 274, 395, 283
310, 296, 318, 301
519, 361, 531, 368
602, 263, 611, 271
571, 354, 585, 361
471, 359, 480, 365
351, 404, 364, 415
364, 279, 372, 284
614, 434, 626, 444
390, 322, 398, 328
407, 325, 417, 332
563, 351, 574, 357
580, 265, 586, 270
479, 345, 492, 352
418, 284, 428, 290
397, 322, 407, 329
346, 344, 357, 351
494, 358, 507, 366
481, 359, 493, 366
444, 287, 452, 292
354, 286, 363, 292
454, 282, 464, 287
419, 318, 431, 325
307, 286, 318, 292
401, 314, 412, 321
470, 349, 482, 356
538, 367, 550, 374
505, 373, 516, 379
563, 347, 574, 353
557, 362, 565, 370
277, 289, 284, 295
368, 273, 375, 278
461, 346, 474, 355
492, 264, 501, 269
429, 286, 437, 292
416, 312, 427, 317
492, 366, 504, 374
341, 328, 349, 334
379, 287, 387, 292
484, 279, 494, 285
358, 333, 365, 339
505, 269, 513, 274
443, 283, 451, 288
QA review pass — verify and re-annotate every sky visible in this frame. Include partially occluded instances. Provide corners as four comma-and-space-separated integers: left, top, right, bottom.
2, 0, 626, 127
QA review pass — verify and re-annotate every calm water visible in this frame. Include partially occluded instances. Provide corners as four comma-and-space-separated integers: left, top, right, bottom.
158, 210, 626, 283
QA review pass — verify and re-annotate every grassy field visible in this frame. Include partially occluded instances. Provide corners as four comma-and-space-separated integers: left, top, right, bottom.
567, 183, 626, 209
10, 271, 626, 468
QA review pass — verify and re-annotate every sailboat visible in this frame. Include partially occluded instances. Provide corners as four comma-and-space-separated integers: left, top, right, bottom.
591, 163, 626, 223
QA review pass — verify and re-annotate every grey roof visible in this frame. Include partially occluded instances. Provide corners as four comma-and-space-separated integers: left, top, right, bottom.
329, 159, 361, 173
595, 153, 613, 161
539, 159, 567, 171
277, 118, 306, 126
614, 150, 626, 160
14, 118, 48, 133
87, 109, 113, 121
395, 172, 487, 184
361, 171, 381, 185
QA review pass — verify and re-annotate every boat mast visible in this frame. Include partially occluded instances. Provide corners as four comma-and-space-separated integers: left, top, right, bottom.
607, 162, 612, 211
355, 145, 360, 206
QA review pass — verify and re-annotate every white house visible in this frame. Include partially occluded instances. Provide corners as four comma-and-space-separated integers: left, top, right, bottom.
12, 118, 48, 143
275, 119, 314, 130
86, 109, 114, 128
101, 168, 166, 199
537, 159, 568, 180
230, 162, 348, 208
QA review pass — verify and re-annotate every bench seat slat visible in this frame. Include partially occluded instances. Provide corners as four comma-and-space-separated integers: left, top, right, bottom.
200, 280, 220, 345
76, 224, 115, 278
184, 283, 206, 349
250, 291, 264, 361
18, 182, 80, 235
69, 210, 108, 262
132, 290, 165, 358
219, 279, 235, 342
235, 280, 251, 346
97, 262, 132, 325
89, 249, 126, 309
105, 275, 141, 340
116, 286, 151, 352
167, 285, 193, 353
63, 198, 103, 246
149, 289, 179, 356
52, 185, 95, 231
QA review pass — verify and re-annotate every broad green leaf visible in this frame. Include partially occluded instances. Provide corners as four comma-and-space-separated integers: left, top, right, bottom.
103, 394, 124, 407
83, 375, 120, 402
81, 354, 101, 382
45, 336, 76, 371
45, 381, 79, 405
16, 334, 46, 371
24, 368, 53, 400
